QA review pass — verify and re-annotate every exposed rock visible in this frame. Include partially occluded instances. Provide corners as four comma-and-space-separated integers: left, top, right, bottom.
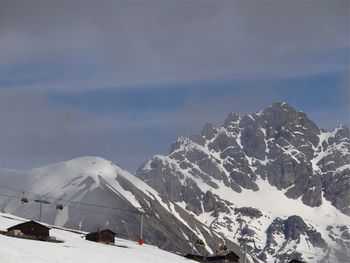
240, 125, 266, 160
241, 225, 256, 237
201, 122, 217, 140
284, 216, 308, 240
283, 216, 326, 249
234, 207, 263, 219
136, 103, 350, 262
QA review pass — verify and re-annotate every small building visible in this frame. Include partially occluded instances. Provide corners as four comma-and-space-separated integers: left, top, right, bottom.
288, 260, 306, 263
86, 229, 116, 245
7, 220, 50, 240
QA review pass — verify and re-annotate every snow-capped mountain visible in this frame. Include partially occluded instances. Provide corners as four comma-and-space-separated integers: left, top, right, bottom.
137, 102, 350, 262
0, 102, 349, 263
0, 156, 243, 259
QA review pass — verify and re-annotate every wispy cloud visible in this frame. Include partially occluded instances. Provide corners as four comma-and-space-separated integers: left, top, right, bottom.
0, 1, 348, 91
0, 1, 348, 171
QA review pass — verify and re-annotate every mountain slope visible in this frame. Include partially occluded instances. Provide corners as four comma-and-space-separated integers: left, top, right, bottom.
0, 156, 242, 258
0, 212, 195, 263
0, 102, 348, 263
137, 102, 350, 262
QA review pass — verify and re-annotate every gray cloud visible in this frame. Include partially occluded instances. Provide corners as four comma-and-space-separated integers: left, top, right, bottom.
0, 1, 348, 171
0, 88, 211, 171
0, 1, 348, 90
0, 84, 348, 172
0, 84, 280, 170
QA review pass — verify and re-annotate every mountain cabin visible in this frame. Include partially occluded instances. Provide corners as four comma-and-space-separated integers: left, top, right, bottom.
7, 220, 50, 240
86, 229, 116, 245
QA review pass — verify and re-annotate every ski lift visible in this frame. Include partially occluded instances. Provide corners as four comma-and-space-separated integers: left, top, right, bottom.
21, 192, 28, 204
56, 199, 64, 211
56, 204, 64, 211
195, 239, 205, 247
219, 244, 228, 252
21, 197, 28, 204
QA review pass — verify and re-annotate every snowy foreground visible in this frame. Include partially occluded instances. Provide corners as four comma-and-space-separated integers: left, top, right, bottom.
0, 212, 194, 263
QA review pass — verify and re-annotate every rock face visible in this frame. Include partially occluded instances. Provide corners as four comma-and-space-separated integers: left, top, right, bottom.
137, 102, 350, 262
263, 216, 327, 262
319, 125, 350, 215
138, 103, 349, 214
234, 207, 263, 219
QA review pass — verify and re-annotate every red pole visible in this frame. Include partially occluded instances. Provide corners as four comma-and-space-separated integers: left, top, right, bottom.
138, 213, 144, 245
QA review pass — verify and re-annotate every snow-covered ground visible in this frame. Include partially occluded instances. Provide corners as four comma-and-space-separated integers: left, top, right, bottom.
0, 212, 194, 263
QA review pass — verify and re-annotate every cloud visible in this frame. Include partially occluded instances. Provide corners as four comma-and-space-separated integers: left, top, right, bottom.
0, 2, 348, 171
0, 89, 156, 170
0, 81, 348, 172
0, 88, 214, 171
0, 1, 348, 91
0, 85, 278, 171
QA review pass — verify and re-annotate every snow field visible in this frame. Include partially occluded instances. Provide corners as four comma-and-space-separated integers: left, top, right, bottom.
0, 213, 194, 263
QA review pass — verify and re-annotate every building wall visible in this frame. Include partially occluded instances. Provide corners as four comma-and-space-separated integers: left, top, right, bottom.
9, 222, 49, 238
8, 229, 22, 237
86, 231, 115, 244
99, 231, 115, 244
86, 232, 99, 242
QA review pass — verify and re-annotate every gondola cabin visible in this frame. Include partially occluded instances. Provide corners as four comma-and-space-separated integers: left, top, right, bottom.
86, 229, 116, 245
7, 220, 50, 240
195, 239, 205, 247
218, 244, 228, 255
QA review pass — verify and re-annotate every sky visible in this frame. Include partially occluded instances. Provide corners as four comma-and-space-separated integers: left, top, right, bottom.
0, 1, 349, 172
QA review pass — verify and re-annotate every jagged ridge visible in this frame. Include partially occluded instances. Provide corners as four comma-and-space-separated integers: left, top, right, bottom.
137, 102, 350, 262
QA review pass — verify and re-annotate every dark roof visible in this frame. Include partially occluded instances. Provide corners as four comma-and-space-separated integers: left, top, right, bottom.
288, 260, 306, 263
7, 220, 51, 231
185, 251, 240, 262
86, 229, 116, 236
184, 254, 205, 260
207, 251, 240, 262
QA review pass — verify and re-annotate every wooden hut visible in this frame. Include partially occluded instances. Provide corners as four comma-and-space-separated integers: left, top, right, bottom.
86, 229, 116, 245
7, 220, 50, 240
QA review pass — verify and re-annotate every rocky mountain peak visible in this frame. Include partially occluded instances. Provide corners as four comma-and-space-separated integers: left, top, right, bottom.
138, 104, 348, 211
137, 103, 349, 262
224, 112, 241, 131
260, 102, 320, 142
334, 125, 350, 140
1, 102, 348, 263
201, 122, 217, 140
